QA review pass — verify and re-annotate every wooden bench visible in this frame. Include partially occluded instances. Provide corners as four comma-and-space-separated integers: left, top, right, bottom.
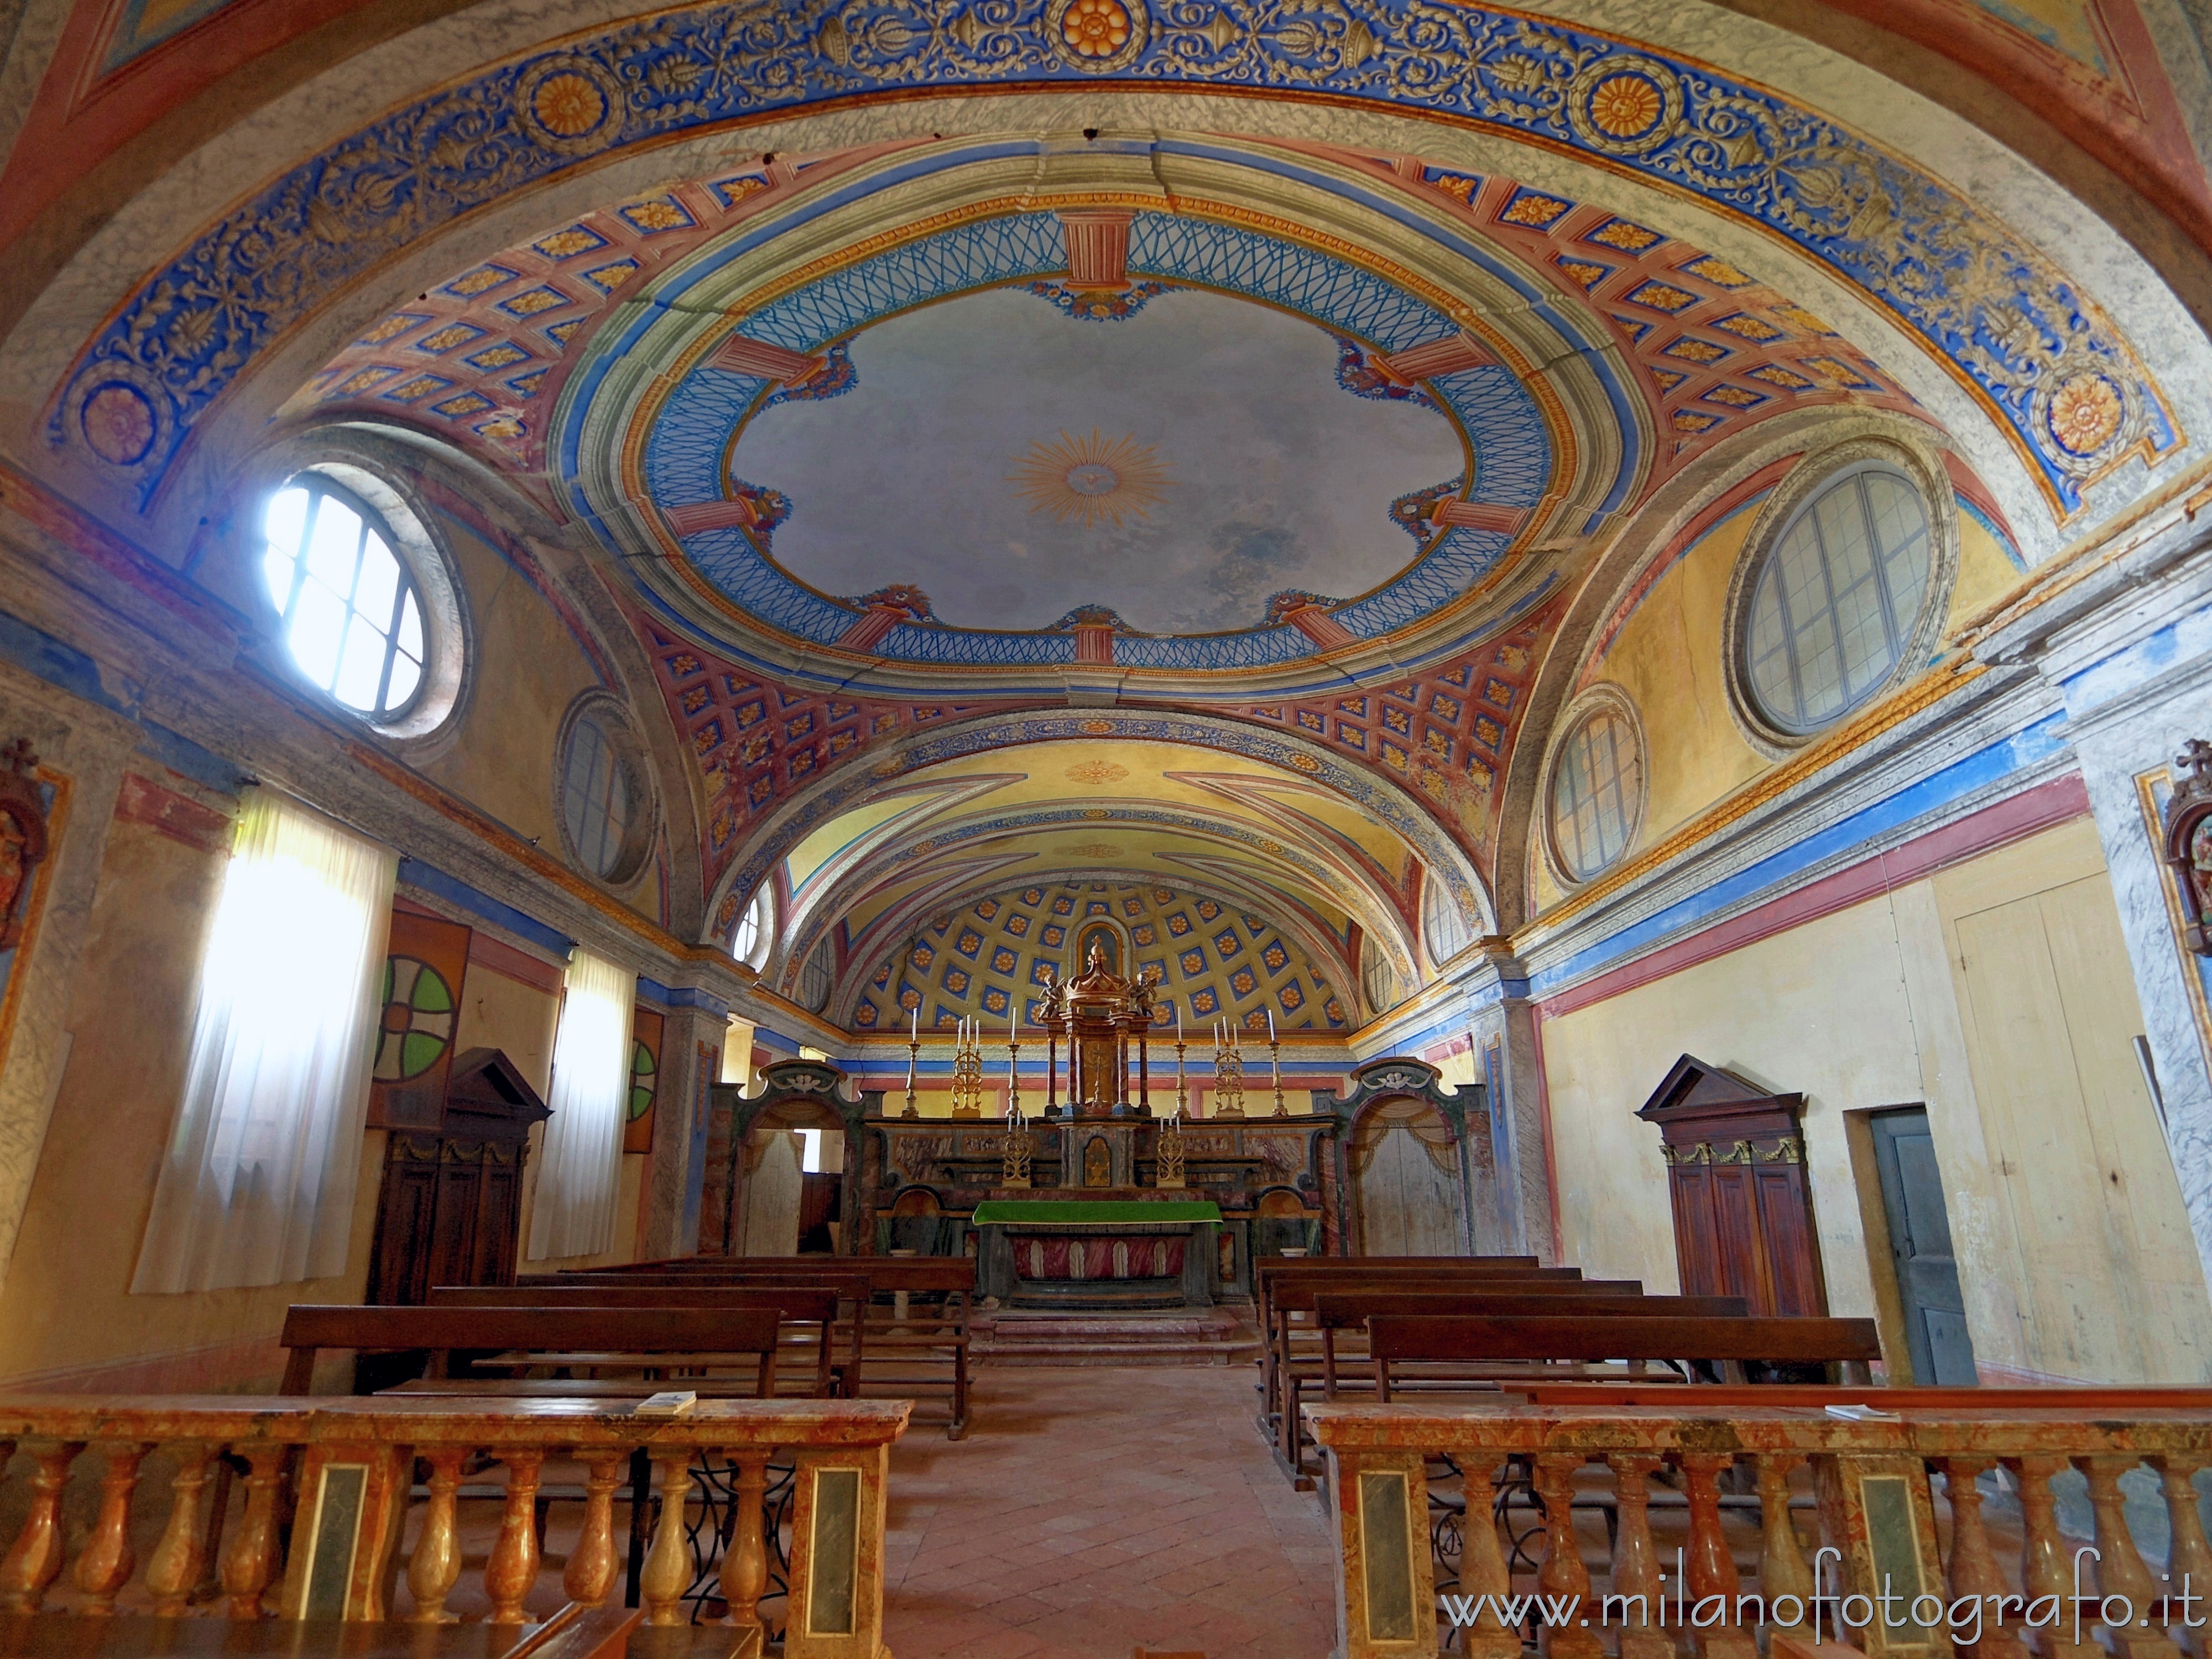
567, 1259, 977, 1438
1266, 1285, 1718, 1480
278, 1305, 786, 1396
1254, 1261, 1583, 1389
1363, 1313, 1884, 1400
428, 1284, 852, 1400
1256, 1266, 1613, 1466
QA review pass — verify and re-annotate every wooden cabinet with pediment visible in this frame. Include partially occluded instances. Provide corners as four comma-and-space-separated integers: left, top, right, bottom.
1635, 1054, 1826, 1317
365, 1048, 550, 1306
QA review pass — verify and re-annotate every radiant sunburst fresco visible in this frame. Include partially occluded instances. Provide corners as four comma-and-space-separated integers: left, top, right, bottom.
1005, 428, 1172, 529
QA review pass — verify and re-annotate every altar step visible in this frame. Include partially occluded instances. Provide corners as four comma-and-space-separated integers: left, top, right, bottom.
971, 1308, 1261, 1368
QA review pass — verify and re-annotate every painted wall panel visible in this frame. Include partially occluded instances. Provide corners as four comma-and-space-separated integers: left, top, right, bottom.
1543, 816, 2212, 1385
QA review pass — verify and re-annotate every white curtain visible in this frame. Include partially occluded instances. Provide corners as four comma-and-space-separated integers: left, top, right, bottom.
529, 948, 634, 1260
132, 790, 396, 1293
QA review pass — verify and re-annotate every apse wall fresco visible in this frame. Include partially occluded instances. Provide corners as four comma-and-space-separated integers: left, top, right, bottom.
848, 881, 1348, 1033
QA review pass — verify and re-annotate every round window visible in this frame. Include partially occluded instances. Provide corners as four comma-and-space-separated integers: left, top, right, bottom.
1420, 870, 1472, 966
1743, 466, 1933, 734
797, 935, 834, 1011
1359, 935, 1398, 1020
1547, 701, 1645, 883
260, 474, 425, 718
733, 886, 773, 969
558, 703, 652, 884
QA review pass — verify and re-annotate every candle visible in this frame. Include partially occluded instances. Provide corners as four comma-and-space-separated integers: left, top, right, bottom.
1267, 1008, 1276, 1042
911, 1008, 919, 1042
1176, 1007, 1182, 1042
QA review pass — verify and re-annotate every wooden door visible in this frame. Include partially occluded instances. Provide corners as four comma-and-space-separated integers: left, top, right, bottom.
1870, 1107, 1978, 1385
1949, 868, 2212, 1379
1350, 1099, 1464, 1256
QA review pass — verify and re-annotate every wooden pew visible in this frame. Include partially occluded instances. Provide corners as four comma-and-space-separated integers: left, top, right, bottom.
1255, 1265, 1603, 1460
278, 1305, 786, 1396
565, 1259, 976, 1438
1260, 1280, 1641, 1478
1310, 1290, 1749, 1396
1262, 1288, 1747, 1482
1364, 1313, 1884, 1400
427, 1283, 852, 1400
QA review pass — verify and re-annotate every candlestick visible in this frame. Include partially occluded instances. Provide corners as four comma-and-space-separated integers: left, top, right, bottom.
1269, 1035, 1286, 1118
902, 1024, 919, 1120
1175, 1040, 1188, 1118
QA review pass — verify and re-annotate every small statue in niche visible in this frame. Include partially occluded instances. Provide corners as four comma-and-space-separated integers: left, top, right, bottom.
1082, 1135, 1113, 1188
0, 740, 51, 953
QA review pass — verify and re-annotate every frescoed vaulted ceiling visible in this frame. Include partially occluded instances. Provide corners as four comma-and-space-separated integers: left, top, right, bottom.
8, 0, 2212, 1038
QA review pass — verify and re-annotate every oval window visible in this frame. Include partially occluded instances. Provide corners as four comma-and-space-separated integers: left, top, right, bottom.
1744, 466, 1933, 734
260, 474, 426, 718
733, 886, 773, 969
1547, 702, 1645, 883
560, 709, 647, 882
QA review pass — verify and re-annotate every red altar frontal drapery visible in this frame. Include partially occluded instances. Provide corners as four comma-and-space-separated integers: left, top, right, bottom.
1011, 1234, 1188, 1280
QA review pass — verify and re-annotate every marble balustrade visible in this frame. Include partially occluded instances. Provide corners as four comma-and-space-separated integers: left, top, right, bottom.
0, 1394, 907, 1657
1307, 1395, 2212, 1659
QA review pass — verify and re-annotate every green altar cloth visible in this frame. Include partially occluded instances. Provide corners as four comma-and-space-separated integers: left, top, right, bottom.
971, 1199, 1222, 1226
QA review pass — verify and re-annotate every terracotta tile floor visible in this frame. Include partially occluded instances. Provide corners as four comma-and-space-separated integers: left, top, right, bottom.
880, 1366, 1338, 1658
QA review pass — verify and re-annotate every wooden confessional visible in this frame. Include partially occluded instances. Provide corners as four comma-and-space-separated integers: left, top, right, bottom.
1635, 1053, 1826, 1317
364, 1047, 549, 1306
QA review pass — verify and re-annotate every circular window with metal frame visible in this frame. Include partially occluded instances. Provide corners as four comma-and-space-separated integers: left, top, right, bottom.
554, 695, 658, 887
1724, 440, 1958, 750
1541, 685, 1648, 887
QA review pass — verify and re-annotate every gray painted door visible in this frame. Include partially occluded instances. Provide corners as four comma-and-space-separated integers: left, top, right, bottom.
1870, 1108, 1979, 1385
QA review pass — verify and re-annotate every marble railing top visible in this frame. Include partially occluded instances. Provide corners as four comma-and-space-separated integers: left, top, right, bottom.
0, 1395, 912, 1447
1303, 1396, 2212, 1456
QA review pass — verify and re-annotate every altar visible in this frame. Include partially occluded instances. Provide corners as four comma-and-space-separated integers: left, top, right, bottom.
974, 1195, 1222, 1309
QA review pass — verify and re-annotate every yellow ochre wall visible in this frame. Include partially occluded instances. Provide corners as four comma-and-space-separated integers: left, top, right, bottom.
416, 514, 662, 927
1540, 816, 2212, 1384
0, 792, 650, 1390
1530, 496, 2022, 917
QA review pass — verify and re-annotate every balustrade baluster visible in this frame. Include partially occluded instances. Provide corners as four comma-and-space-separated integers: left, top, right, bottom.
1678, 1453, 1757, 1659
218, 1446, 286, 1620
720, 1451, 770, 1632
408, 1447, 468, 1623
1605, 1453, 1671, 1659
563, 1452, 628, 1609
73, 1441, 151, 1613
2008, 1456, 2101, 1659
2153, 1457, 2212, 1654
1533, 1453, 1602, 1658
484, 1449, 545, 1625
2081, 1456, 2180, 1659
1457, 1452, 1522, 1659
639, 1451, 695, 1626
145, 1442, 217, 1618
1755, 1454, 1813, 1638
1940, 1457, 2028, 1659
0, 1441, 84, 1613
